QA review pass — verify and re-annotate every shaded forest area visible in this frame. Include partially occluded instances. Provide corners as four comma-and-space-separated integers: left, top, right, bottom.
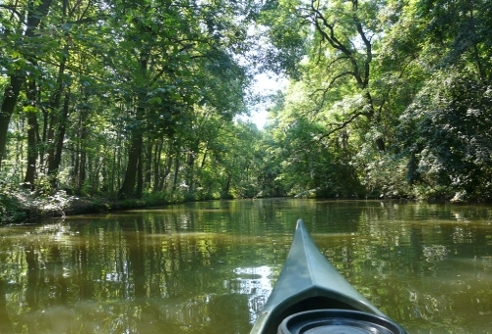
1, 0, 492, 223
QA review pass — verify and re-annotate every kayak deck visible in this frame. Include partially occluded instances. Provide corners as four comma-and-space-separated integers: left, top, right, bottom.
249, 219, 397, 334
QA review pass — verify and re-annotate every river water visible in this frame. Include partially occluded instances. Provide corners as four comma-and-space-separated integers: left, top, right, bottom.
1, 199, 492, 334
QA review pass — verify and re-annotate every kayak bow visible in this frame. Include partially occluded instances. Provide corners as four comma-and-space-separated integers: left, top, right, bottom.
249, 219, 407, 334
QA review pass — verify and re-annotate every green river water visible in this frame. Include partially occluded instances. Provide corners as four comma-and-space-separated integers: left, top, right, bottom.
1, 199, 492, 334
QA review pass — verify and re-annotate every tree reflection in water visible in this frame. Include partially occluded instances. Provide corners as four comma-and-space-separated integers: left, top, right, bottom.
0, 199, 492, 333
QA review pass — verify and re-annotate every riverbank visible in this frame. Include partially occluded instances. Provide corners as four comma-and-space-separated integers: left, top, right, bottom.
0, 188, 479, 226
0, 190, 158, 225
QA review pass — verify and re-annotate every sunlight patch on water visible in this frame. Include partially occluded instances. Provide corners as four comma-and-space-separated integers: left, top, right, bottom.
232, 265, 275, 324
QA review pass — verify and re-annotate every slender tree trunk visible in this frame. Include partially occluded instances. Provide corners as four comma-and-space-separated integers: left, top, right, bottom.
136, 152, 143, 199
79, 148, 87, 192
145, 140, 152, 187
155, 142, 174, 192
93, 157, 103, 192
153, 139, 163, 192
77, 106, 89, 192
52, 90, 70, 173
159, 153, 173, 191
200, 147, 208, 169
172, 154, 180, 193
110, 141, 117, 197
24, 80, 39, 188
40, 108, 49, 173
87, 155, 93, 193
116, 140, 122, 193
74, 138, 80, 189
46, 114, 56, 173
47, 48, 68, 175
187, 154, 195, 192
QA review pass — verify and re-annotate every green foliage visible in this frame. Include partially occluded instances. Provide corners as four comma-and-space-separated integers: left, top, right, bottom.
2, 0, 492, 212
416, 0, 492, 78
399, 71, 492, 200
266, 116, 363, 198
0, 182, 27, 224
257, 0, 308, 79
0, 177, 77, 224
354, 150, 412, 199
255, 0, 492, 202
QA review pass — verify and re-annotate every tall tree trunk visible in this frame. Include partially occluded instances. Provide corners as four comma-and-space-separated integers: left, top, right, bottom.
110, 140, 118, 197
24, 80, 39, 188
118, 48, 149, 199
79, 149, 87, 192
76, 105, 89, 192
153, 139, 163, 192
145, 140, 152, 187
223, 174, 232, 197
52, 90, 71, 174
200, 147, 208, 169
47, 48, 69, 175
172, 154, 180, 193
136, 151, 143, 199
40, 107, 49, 173
0, 75, 24, 170
0, 0, 53, 170
118, 127, 143, 199
187, 154, 195, 192
154, 141, 174, 192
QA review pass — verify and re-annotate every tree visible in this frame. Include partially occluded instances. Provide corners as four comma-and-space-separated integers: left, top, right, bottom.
105, 0, 254, 199
0, 0, 54, 170
399, 72, 492, 201
260, 0, 393, 151
264, 81, 363, 197
416, 0, 492, 82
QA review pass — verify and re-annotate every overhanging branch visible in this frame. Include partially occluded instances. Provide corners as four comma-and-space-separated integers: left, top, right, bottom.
309, 71, 355, 111
317, 111, 367, 141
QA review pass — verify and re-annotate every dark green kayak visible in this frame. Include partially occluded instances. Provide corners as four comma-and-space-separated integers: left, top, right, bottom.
249, 219, 407, 334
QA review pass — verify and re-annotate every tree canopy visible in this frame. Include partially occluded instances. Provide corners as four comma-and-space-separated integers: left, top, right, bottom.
1, 0, 492, 222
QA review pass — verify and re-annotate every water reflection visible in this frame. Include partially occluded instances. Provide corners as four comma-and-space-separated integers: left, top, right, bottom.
232, 266, 273, 324
0, 199, 492, 333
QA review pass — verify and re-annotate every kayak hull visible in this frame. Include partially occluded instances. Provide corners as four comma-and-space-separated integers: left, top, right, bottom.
249, 219, 405, 334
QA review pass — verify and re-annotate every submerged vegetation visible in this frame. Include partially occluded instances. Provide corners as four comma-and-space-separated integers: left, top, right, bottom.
1, 0, 492, 223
